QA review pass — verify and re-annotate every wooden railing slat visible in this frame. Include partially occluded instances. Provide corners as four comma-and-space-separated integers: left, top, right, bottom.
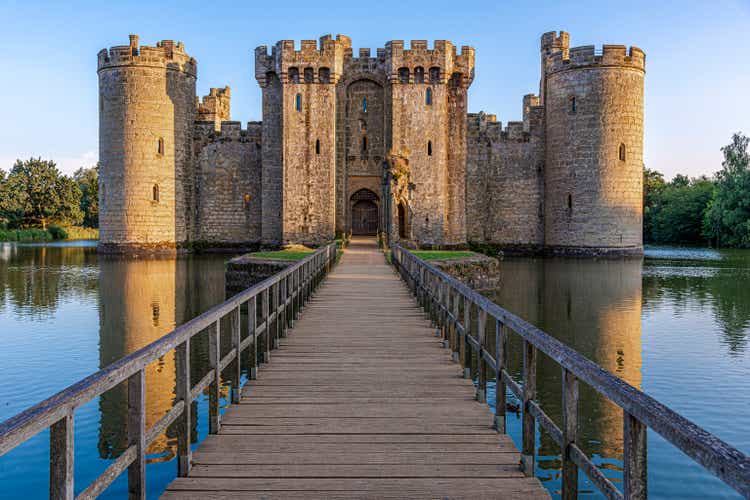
562, 368, 579, 500
624, 412, 648, 500
175, 339, 191, 477
127, 370, 145, 500
208, 320, 221, 434
50, 412, 74, 500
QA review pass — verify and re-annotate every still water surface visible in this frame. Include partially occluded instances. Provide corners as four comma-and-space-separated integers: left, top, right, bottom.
0, 242, 748, 498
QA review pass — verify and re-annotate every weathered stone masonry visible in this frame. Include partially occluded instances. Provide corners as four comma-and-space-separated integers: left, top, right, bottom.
98, 31, 645, 255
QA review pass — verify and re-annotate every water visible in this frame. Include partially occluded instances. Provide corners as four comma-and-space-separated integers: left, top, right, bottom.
0, 242, 748, 498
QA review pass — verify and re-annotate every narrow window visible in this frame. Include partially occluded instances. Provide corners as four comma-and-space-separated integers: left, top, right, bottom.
429, 66, 441, 83
362, 97, 368, 113
426, 88, 432, 106
567, 194, 572, 211
361, 136, 368, 153
427, 140, 432, 156
151, 303, 160, 326
619, 143, 626, 162
288, 67, 299, 84
152, 184, 160, 203
244, 193, 251, 206
295, 93, 302, 112
304, 67, 314, 83
569, 96, 576, 114
157, 137, 164, 155
315, 139, 321, 155
414, 66, 424, 84
398, 67, 410, 84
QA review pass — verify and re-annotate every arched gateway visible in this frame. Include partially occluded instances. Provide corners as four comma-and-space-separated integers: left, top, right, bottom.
350, 188, 379, 235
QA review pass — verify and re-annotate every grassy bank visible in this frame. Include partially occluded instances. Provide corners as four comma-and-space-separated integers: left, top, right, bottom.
0, 226, 98, 242
250, 249, 314, 261
411, 250, 477, 261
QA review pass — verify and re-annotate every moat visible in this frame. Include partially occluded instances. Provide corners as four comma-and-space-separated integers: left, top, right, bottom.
0, 241, 747, 498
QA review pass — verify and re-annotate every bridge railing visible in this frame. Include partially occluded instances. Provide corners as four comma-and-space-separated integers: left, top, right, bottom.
0, 242, 338, 500
391, 245, 750, 499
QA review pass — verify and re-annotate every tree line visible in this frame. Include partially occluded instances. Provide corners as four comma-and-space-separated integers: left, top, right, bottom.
644, 132, 750, 248
0, 158, 98, 231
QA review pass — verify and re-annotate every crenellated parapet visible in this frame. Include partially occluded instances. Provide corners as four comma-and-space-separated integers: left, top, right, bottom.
196, 86, 231, 130
97, 34, 197, 77
383, 40, 474, 86
194, 120, 263, 143
545, 43, 645, 75
254, 34, 351, 86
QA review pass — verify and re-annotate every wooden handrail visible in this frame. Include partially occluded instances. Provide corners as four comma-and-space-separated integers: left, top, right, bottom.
391, 245, 750, 499
0, 243, 337, 499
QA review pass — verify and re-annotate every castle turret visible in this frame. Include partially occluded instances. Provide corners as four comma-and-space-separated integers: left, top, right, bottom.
542, 33, 645, 255
97, 35, 197, 252
196, 86, 231, 131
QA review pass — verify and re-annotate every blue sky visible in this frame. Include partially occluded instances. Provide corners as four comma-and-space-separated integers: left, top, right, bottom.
0, 0, 748, 179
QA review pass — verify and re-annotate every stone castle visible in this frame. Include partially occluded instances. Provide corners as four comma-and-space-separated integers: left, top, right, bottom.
97, 31, 645, 255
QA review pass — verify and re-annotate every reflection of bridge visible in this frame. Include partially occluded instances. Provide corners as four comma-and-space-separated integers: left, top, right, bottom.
0, 238, 748, 499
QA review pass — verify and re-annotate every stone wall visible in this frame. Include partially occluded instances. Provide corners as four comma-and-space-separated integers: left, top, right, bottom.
98, 35, 196, 252
466, 107, 544, 252
193, 121, 263, 247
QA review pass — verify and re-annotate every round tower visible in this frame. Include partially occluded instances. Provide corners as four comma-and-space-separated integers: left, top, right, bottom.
97, 35, 197, 252
542, 33, 645, 256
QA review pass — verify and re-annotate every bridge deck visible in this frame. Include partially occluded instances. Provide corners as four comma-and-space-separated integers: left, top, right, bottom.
163, 237, 549, 499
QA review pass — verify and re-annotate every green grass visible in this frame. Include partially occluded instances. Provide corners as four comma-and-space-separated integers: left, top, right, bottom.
61, 226, 99, 240
250, 249, 314, 261
411, 250, 477, 261
0, 225, 99, 242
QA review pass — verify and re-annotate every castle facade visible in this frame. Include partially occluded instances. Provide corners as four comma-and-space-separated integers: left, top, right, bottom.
97, 31, 645, 255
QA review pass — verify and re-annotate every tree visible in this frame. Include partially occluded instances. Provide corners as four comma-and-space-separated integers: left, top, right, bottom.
643, 168, 666, 241
74, 164, 99, 228
650, 176, 714, 244
3, 158, 83, 228
703, 133, 750, 247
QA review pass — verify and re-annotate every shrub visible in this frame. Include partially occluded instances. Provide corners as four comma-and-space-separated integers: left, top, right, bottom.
47, 225, 68, 240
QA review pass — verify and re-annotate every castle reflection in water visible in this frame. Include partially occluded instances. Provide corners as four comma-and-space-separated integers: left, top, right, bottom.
96, 255, 230, 463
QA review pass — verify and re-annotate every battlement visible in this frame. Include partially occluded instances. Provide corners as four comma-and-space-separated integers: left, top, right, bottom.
468, 110, 538, 143
195, 120, 263, 142
255, 35, 351, 85
384, 40, 475, 84
97, 34, 196, 76
545, 43, 645, 74
196, 86, 231, 128
541, 31, 570, 54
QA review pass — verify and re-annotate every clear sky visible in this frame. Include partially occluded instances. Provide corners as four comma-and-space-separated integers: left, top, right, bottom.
0, 0, 748, 179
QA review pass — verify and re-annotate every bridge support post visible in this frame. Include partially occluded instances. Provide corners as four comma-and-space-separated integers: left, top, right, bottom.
209, 321, 221, 434
494, 321, 507, 433
624, 412, 647, 499
176, 339, 192, 476
521, 340, 536, 477
562, 368, 579, 499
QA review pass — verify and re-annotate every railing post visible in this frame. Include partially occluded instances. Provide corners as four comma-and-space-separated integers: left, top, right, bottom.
521, 340, 536, 477
175, 339, 191, 476
462, 297, 471, 379
274, 282, 281, 349
209, 320, 221, 434
477, 308, 487, 404
127, 369, 146, 500
50, 411, 74, 500
494, 321, 507, 433
562, 368, 579, 500
262, 288, 270, 363
451, 290, 460, 363
248, 296, 257, 380
624, 412, 648, 499
231, 306, 242, 404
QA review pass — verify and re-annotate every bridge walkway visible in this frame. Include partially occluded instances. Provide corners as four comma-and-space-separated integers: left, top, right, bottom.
163, 237, 549, 499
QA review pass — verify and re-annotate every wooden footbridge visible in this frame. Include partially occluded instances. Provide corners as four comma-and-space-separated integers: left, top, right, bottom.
0, 237, 748, 499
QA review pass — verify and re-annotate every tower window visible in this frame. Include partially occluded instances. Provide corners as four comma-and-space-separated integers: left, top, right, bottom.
361, 136, 368, 154
426, 88, 432, 106
567, 194, 572, 211
295, 93, 302, 111
157, 137, 164, 155
316, 139, 321, 155
429, 67, 441, 83
362, 97, 367, 113
288, 67, 300, 84
398, 67, 410, 84
414, 66, 425, 84
619, 143, 626, 161
427, 140, 432, 156
152, 184, 160, 203
319, 67, 331, 84
304, 67, 314, 83
244, 193, 251, 206
569, 96, 577, 114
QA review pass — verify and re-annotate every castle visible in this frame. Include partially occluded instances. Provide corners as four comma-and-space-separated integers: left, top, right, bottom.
97, 31, 645, 255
